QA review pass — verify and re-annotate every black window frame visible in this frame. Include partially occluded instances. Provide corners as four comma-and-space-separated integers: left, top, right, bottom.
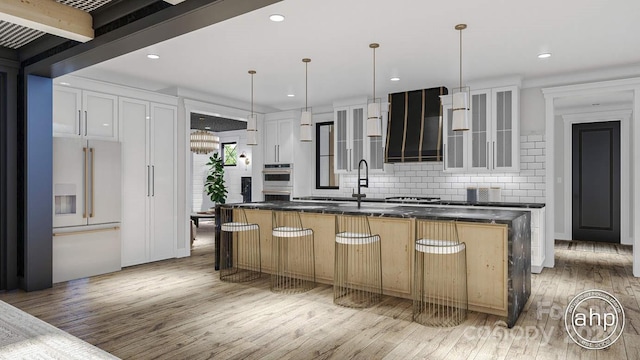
316, 121, 339, 190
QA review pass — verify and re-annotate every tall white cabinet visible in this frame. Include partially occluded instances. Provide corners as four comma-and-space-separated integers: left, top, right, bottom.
264, 118, 293, 164
120, 98, 177, 266
442, 85, 519, 173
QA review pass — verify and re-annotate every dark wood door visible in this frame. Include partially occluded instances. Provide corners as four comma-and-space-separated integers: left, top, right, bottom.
572, 121, 620, 243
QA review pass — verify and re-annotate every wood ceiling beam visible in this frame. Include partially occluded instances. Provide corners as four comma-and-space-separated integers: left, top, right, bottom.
0, 0, 93, 43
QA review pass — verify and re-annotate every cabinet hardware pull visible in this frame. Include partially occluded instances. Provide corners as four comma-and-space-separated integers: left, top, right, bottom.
83, 147, 88, 218
78, 110, 81, 136
53, 226, 120, 237
147, 165, 150, 197
152, 165, 155, 196
274, 146, 277, 163
90, 148, 95, 218
84, 111, 88, 136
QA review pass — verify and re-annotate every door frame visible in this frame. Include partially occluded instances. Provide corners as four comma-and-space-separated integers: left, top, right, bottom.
562, 111, 630, 244
543, 77, 640, 276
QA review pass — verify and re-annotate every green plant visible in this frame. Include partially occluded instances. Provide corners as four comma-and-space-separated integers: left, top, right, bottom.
204, 152, 228, 204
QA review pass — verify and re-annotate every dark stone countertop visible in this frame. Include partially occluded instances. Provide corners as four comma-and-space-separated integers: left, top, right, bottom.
226, 200, 528, 225
293, 196, 545, 209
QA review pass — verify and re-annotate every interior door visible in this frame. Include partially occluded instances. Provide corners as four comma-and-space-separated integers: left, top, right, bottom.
572, 121, 620, 243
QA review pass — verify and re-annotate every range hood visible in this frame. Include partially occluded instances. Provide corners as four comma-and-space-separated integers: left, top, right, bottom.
385, 86, 448, 163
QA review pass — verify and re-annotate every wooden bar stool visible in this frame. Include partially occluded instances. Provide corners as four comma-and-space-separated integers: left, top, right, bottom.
334, 215, 382, 308
219, 207, 261, 282
271, 211, 316, 293
413, 219, 467, 327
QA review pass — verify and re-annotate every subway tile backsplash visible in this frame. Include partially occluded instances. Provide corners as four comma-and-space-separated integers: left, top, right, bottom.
333, 134, 546, 204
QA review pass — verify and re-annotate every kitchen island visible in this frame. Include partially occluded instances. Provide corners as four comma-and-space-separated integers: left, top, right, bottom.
217, 201, 530, 327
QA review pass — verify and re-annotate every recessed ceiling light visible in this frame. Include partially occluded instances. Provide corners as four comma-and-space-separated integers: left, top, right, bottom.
537, 53, 551, 59
269, 14, 285, 22
287, 94, 295, 97
147, 54, 160, 59
59, 82, 71, 86
102, 123, 110, 127
390, 77, 400, 82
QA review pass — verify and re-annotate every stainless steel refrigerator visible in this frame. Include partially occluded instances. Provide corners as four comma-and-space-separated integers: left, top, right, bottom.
52, 137, 121, 283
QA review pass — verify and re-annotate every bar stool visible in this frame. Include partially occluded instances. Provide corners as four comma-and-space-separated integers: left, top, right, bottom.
334, 215, 382, 308
219, 207, 261, 282
271, 211, 316, 293
413, 219, 467, 327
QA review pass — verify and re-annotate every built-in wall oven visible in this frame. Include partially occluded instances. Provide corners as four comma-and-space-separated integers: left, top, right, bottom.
262, 163, 292, 201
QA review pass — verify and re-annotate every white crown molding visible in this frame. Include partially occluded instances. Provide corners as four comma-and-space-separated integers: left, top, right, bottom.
527, 65, 640, 90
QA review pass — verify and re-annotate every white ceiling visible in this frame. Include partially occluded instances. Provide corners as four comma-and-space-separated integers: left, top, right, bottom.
71, 0, 640, 112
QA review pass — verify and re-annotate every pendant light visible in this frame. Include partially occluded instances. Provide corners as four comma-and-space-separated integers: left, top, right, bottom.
452, 24, 470, 131
190, 117, 220, 154
300, 58, 313, 142
246, 70, 258, 145
367, 43, 382, 137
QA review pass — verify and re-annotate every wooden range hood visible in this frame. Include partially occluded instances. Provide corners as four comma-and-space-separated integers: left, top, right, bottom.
385, 86, 448, 163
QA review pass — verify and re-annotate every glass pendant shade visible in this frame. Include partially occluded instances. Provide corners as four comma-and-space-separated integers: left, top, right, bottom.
190, 130, 220, 154
367, 101, 382, 137
452, 89, 470, 131
247, 113, 257, 131
300, 124, 312, 142
246, 129, 258, 146
300, 110, 312, 126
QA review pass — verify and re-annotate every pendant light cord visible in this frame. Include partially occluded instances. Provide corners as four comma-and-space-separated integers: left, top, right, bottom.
459, 28, 463, 89
251, 73, 254, 115
305, 61, 308, 111
373, 46, 376, 100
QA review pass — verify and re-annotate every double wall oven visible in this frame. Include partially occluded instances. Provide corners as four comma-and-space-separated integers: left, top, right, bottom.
262, 163, 292, 201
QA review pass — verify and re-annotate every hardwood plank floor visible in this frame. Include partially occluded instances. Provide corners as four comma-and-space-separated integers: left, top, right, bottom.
1, 228, 637, 360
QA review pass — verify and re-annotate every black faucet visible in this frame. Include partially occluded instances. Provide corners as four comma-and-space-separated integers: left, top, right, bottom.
352, 159, 368, 208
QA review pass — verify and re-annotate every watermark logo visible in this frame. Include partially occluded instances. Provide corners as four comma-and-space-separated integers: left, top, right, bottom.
564, 289, 625, 349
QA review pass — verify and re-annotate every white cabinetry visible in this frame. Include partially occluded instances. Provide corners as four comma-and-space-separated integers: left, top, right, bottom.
264, 118, 293, 164
334, 103, 389, 173
120, 97, 176, 266
334, 105, 365, 174
443, 85, 519, 173
53, 86, 118, 141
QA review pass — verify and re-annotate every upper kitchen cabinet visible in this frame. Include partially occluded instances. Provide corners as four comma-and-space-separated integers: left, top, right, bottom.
442, 85, 519, 173
334, 102, 390, 174
53, 86, 118, 141
264, 118, 293, 164
334, 104, 365, 174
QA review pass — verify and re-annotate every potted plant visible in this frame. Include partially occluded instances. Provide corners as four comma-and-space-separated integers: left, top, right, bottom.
204, 152, 228, 207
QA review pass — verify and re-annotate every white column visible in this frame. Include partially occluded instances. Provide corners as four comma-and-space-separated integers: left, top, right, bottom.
544, 95, 555, 268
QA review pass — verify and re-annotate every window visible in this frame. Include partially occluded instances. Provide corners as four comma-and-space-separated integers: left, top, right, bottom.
222, 142, 237, 166
316, 122, 339, 189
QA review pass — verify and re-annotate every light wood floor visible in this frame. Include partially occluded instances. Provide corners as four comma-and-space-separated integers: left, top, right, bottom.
1, 225, 639, 359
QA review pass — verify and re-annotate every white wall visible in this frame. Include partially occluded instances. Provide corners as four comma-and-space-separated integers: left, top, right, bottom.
320, 135, 545, 202
191, 129, 253, 211
520, 87, 546, 135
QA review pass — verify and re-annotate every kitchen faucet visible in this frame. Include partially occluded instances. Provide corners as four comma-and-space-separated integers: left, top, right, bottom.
352, 159, 368, 208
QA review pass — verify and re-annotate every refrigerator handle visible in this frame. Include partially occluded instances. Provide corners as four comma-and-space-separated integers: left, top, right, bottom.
78, 110, 81, 136
83, 147, 88, 218
90, 148, 95, 218
152, 165, 155, 196
147, 165, 150, 197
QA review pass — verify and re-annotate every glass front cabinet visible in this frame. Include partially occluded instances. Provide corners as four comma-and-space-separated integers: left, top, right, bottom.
442, 85, 519, 173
